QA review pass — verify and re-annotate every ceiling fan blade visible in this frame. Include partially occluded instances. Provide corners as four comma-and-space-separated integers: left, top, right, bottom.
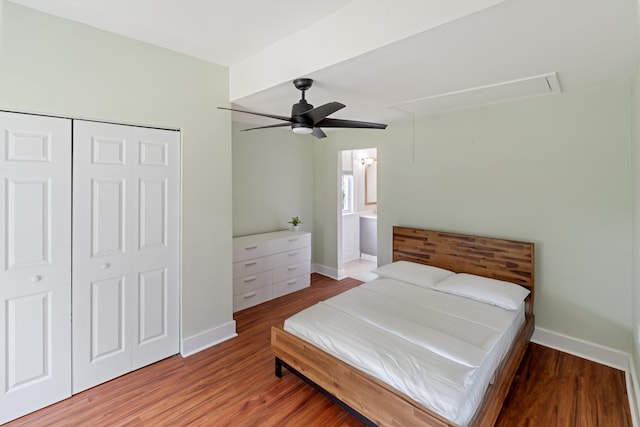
299, 102, 345, 124
241, 123, 291, 131
311, 127, 327, 139
218, 107, 293, 123
315, 117, 387, 129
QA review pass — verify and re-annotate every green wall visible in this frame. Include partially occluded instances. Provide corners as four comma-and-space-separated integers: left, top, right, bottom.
313, 83, 633, 352
232, 122, 314, 237
0, 1, 233, 341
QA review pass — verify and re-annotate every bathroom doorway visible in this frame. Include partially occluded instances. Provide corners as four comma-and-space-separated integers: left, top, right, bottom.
337, 148, 377, 282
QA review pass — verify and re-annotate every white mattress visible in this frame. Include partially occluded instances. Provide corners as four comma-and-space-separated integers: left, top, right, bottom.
283, 277, 525, 426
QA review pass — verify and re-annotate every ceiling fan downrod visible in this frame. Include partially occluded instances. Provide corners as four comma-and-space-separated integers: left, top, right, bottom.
293, 78, 313, 102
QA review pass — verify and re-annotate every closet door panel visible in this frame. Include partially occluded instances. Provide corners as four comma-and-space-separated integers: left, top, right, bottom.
0, 112, 71, 424
91, 178, 127, 256
131, 127, 180, 369
72, 121, 134, 393
6, 178, 51, 267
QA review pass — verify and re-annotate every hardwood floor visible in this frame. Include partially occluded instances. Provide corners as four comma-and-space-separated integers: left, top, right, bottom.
495, 343, 632, 427
5, 274, 632, 426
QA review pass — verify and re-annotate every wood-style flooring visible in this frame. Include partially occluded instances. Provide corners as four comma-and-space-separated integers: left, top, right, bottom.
5, 274, 632, 426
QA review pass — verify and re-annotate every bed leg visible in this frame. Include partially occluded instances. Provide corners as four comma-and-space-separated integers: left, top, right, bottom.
275, 357, 283, 378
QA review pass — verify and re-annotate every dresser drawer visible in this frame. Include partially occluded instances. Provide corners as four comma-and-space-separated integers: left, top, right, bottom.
233, 240, 269, 262
273, 261, 311, 283
272, 246, 311, 268
233, 285, 272, 312
272, 274, 311, 299
270, 233, 311, 254
233, 270, 272, 295
233, 256, 272, 278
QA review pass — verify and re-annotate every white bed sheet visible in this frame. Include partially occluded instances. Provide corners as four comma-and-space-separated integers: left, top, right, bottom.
283, 277, 525, 426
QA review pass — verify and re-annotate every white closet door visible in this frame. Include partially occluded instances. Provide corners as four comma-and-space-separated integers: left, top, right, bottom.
72, 121, 180, 393
72, 121, 135, 392
131, 126, 180, 370
0, 112, 72, 423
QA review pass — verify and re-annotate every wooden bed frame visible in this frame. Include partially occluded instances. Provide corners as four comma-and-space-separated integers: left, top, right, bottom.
271, 226, 535, 426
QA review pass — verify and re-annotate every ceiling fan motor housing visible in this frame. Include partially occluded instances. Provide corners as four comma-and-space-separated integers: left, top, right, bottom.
292, 99, 314, 123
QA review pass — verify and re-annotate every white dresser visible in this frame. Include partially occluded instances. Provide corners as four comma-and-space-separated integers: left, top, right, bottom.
232, 230, 311, 312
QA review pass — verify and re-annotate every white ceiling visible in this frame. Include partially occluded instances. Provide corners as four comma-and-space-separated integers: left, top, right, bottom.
8, 0, 356, 66
9, 0, 640, 128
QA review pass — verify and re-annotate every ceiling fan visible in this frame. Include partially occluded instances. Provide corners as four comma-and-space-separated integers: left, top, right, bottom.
218, 78, 387, 139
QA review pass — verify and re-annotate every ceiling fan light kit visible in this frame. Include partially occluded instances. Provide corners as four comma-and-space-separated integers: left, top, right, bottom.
292, 124, 313, 135
219, 78, 387, 139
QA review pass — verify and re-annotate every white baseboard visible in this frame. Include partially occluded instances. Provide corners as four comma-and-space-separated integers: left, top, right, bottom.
360, 254, 377, 263
313, 263, 346, 280
532, 327, 628, 370
627, 361, 640, 427
342, 252, 360, 263
532, 327, 639, 426
181, 320, 237, 357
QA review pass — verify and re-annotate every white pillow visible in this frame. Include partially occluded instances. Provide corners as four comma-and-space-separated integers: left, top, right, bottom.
434, 273, 530, 310
372, 261, 455, 288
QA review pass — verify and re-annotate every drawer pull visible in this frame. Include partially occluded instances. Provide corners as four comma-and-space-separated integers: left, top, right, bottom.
244, 276, 257, 283
245, 245, 258, 250
288, 252, 298, 256
244, 261, 258, 266
287, 266, 297, 271
243, 292, 256, 299
288, 238, 298, 242
287, 280, 297, 285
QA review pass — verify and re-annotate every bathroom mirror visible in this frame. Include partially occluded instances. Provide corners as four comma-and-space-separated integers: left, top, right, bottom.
364, 161, 377, 205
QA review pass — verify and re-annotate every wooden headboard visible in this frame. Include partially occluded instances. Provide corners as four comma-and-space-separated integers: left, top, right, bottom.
393, 226, 535, 314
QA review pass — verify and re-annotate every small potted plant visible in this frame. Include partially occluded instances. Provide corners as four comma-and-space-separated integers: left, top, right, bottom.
288, 216, 302, 232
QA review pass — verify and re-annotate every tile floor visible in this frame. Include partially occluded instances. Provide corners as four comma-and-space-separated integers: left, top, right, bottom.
343, 258, 378, 282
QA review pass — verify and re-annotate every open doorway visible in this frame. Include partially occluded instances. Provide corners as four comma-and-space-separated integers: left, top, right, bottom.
337, 148, 377, 282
